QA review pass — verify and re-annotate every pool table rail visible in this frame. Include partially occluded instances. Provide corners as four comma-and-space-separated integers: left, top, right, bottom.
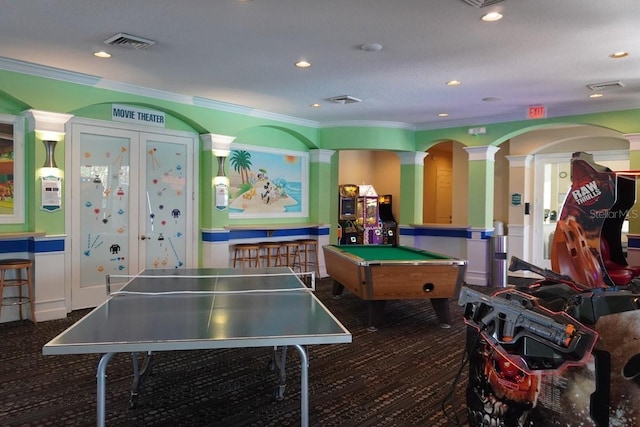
323, 244, 467, 301
323, 244, 468, 330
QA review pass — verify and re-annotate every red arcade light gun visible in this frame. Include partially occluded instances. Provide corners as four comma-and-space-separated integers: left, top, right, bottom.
459, 287, 598, 373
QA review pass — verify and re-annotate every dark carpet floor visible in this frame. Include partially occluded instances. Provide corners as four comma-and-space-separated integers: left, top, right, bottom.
0, 278, 469, 426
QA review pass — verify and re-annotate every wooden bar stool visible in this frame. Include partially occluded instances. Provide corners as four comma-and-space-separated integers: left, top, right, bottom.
279, 241, 300, 272
258, 242, 281, 267
0, 258, 36, 323
232, 243, 260, 268
297, 239, 320, 284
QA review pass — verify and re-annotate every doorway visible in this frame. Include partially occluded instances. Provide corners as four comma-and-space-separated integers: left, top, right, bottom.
435, 167, 452, 224
68, 122, 196, 309
532, 150, 629, 268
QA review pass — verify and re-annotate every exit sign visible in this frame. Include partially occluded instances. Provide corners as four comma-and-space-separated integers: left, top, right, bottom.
527, 105, 546, 119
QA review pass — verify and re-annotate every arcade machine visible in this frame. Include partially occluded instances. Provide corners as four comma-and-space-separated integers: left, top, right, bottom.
551, 151, 639, 287
356, 184, 383, 245
338, 184, 362, 244
458, 152, 640, 427
378, 194, 398, 245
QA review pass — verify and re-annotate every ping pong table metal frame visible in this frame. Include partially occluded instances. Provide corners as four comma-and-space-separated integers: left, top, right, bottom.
94, 345, 310, 427
42, 268, 352, 427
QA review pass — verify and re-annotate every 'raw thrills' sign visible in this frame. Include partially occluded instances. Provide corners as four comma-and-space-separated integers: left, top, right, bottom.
571, 180, 602, 205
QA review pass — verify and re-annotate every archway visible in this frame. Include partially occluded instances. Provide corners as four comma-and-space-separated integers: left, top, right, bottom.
509, 125, 631, 268
423, 140, 468, 225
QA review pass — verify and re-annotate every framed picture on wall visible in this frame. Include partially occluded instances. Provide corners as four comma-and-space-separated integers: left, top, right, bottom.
0, 115, 25, 224
227, 144, 308, 219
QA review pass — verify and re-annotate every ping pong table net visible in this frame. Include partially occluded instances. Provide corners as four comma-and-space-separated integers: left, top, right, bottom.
104, 270, 317, 296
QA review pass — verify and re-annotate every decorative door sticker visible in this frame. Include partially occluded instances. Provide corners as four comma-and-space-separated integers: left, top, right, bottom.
145, 141, 186, 269
80, 140, 130, 286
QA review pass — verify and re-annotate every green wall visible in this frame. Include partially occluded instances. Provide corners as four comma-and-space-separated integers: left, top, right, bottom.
1, 67, 640, 239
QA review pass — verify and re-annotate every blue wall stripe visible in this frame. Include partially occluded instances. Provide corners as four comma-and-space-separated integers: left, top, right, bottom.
33, 239, 65, 253
0, 239, 30, 254
0, 238, 65, 254
628, 235, 640, 249
202, 231, 230, 242
399, 226, 492, 240
201, 226, 329, 243
400, 227, 469, 238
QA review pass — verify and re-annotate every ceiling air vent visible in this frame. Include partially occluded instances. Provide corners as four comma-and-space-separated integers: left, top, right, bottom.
327, 95, 362, 104
460, 0, 506, 7
104, 33, 156, 50
587, 81, 625, 91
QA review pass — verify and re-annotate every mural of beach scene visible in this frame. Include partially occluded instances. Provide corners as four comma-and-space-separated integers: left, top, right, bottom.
228, 146, 308, 218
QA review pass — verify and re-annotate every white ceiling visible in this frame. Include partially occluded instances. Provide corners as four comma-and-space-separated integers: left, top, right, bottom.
1, 0, 638, 129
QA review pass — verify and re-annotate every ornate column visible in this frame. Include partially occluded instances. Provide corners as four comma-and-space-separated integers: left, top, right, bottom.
463, 145, 500, 286
310, 149, 335, 276
200, 133, 236, 267
24, 109, 73, 322
396, 151, 427, 247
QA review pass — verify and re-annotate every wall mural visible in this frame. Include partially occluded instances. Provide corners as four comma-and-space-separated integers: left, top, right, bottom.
0, 122, 14, 216
228, 145, 308, 219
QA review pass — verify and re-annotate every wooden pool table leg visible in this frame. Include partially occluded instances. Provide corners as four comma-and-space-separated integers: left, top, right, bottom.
367, 300, 387, 331
430, 298, 452, 328
331, 281, 345, 298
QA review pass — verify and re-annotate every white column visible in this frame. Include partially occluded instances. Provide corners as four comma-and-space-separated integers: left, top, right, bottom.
462, 146, 500, 286
200, 133, 236, 267
25, 110, 73, 320
505, 155, 533, 263
624, 133, 640, 266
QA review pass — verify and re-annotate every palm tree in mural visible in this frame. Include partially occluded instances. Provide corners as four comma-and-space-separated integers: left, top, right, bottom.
229, 150, 252, 184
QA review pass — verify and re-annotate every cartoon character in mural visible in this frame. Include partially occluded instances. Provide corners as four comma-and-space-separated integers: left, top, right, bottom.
261, 180, 283, 205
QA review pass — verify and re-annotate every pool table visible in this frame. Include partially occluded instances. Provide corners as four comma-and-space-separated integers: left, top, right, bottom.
322, 244, 467, 331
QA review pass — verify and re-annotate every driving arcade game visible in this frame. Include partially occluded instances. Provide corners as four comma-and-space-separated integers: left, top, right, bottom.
460, 152, 640, 426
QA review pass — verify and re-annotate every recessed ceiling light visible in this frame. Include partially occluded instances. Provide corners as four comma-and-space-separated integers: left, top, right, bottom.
589, 93, 604, 98
310, 103, 321, 108
360, 43, 383, 52
438, 113, 449, 117
609, 51, 629, 59
295, 60, 311, 68
94, 51, 112, 58
446, 80, 461, 87
481, 12, 503, 22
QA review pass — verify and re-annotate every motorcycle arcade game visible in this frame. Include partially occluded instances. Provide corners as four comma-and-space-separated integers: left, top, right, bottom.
460, 152, 640, 427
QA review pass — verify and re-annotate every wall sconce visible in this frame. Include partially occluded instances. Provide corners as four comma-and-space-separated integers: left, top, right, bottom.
213, 155, 229, 211
215, 155, 226, 177
42, 140, 58, 169
40, 139, 61, 179
40, 140, 62, 212
201, 133, 235, 212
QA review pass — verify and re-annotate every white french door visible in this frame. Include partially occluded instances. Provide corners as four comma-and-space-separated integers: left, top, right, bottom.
69, 123, 196, 309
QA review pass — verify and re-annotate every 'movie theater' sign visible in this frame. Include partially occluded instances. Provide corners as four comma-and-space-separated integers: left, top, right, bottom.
112, 104, 165, 128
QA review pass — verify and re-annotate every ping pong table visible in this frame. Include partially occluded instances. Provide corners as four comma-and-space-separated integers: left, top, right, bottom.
42, 267, 352, 427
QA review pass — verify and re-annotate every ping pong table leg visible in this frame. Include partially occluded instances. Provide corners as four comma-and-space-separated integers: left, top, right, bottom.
97, 352, 115, 427
271, 346, 288, 401
292, 345, 309, 427
130, 351, 153, 408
